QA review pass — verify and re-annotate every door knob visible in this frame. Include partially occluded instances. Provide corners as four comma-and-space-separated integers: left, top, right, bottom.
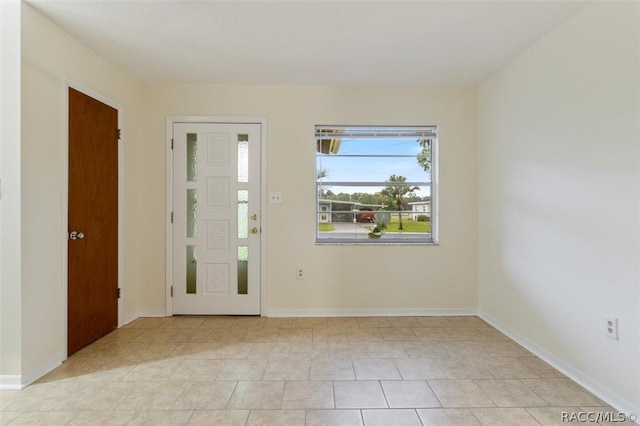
251, 227, 259, 234
69, 231, 84, 240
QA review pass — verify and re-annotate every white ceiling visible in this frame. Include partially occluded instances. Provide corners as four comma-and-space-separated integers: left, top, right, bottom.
26, 0, 588, 86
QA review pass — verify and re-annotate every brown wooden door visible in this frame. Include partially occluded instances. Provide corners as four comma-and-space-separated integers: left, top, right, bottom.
68, 88, 118, 355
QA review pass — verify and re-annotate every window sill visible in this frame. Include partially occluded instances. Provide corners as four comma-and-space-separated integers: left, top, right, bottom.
315, 239, 438, 246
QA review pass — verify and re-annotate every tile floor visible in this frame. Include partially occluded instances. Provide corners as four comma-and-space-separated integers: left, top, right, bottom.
0, 316, 617, 425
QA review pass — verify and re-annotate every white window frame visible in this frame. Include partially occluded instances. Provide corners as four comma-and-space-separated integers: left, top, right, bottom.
315, 125, 438, 245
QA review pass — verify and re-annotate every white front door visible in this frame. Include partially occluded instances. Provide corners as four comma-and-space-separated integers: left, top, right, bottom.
172, 122, 261, 314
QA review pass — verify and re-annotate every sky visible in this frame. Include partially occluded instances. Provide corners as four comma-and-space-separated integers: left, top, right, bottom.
316, 138, 432, 198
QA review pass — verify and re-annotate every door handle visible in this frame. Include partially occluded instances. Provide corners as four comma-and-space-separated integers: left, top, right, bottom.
69, 231, 85, 240
251, 227, 259, 234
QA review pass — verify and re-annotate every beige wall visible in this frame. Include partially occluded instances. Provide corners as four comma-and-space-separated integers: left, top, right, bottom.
141, 84, 479, 315
16, 3, 142, 380
478, 2, 639, 412
0, 0, 23, 380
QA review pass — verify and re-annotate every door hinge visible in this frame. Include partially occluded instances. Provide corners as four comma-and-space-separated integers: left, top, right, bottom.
171, 138, 174, 149
171, 211, 174, 223
117, 129, 121, 140
117, 288, 121, 298
170, 286, 173, 297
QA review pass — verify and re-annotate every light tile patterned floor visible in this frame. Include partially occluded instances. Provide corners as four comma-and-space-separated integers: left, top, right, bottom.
0, 316, 614, 425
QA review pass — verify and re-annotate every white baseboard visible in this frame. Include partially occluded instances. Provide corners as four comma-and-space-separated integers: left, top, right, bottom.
22, 353, 64, 387
0, 352, 63, 390
478, 310, 639, 421
0, 375, 22, 390
1, 309, 166, 390
121, 311, 139, 327
119, 309, 167, 328
122, 308, 482, 320
265, 307, 478, 318
134, 309, 168, 318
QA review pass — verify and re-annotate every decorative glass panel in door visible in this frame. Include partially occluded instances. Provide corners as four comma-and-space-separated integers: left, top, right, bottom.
172, 123, 261, 314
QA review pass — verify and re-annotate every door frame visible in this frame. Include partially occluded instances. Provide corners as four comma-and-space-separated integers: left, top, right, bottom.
165, 116, 268, 316
63, 80, 124, 359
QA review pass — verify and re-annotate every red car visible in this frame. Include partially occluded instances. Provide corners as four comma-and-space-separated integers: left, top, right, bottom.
356, 209, 376, 222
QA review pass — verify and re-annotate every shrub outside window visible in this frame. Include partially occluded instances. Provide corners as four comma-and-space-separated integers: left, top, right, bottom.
315, 125, 437, 244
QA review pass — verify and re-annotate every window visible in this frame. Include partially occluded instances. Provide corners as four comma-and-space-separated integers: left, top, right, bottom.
316, 125, 437, 244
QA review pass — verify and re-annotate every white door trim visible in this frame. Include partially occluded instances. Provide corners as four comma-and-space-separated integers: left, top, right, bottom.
166, 116, 267, 316
63, 80, 125, 360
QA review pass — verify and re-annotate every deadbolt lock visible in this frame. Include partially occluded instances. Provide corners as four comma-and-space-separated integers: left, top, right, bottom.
69, 231, 85, 240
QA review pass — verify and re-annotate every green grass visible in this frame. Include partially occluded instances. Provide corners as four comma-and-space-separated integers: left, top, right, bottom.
318, 223, 335, 232
373, 215, 431, 233
318, 216, 429, 233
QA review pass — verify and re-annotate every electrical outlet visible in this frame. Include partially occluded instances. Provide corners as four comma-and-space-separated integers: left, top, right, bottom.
605, 316, 618, 340
270, 192, 282, 203
296, 267, 304, 279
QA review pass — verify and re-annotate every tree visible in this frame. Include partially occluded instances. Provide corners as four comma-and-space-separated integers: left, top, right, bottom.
352, 192, 379, 206
317, 167, 329, 181
381, 175, 419, 230
317, 167, 329, 198
417, 138, 432, 174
